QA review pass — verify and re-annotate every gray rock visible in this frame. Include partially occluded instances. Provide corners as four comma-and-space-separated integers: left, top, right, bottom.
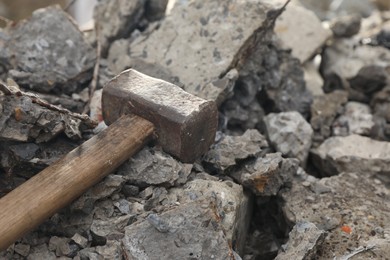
348, 65, 388, 99
94, 0, 145, 56
71, 233, 89, 249
71, 175, 126, 214
330, 14, 361, 38
166, 178, 251, 254
310, 90, 348, 145
122, 201, 235, 259
311, 134, 390, 177
279, 172, 390, 259
48, 236, 78, 258
90, 215, 132, 240
108, 0, 283, 103
275, 4, 332, 63
26, 244, 56, 260
203, 129, 268, 173
230, 153, 299, 196
332, 101, 374, 136
275, 221, 326, 260
95, 240, 122, 259
0, 6, 96, 94
117, 147, 192, 188
264, 111, 313, 166
14, 243, 31, 257
371, 86, 390, 140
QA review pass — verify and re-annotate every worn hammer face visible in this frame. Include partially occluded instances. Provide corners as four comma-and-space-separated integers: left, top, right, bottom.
102, 69, 218, 163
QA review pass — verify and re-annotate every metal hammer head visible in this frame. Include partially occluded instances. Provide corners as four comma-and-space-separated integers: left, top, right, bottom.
102, 69, 218, 163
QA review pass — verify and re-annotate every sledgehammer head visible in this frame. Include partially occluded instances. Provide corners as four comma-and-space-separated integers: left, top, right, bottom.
102, 69, 218, 163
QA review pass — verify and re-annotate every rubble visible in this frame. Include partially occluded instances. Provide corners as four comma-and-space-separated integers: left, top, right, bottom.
203, 130, 269, 173
117, 147, 192, 188
275, 4, 332, 63
310, 90, 348, 145
279, 171, 390, 259
122, 201, 237, 259
93, 0, 145, 56
230, 153, 299, 196
332, 101, 374, 136
0, 6, 96, 94
275, 221, 326, 260
311, 134, 390, 177
330, 14, 362, 37
302, 59, 324, 96
263, 111, 313, 166
371, 85, 390, 141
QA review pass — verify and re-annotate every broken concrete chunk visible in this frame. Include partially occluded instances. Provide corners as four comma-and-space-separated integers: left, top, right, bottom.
117, 147, 192, 188
26, 243, 56, 260
279, 172, 390, 259
330, 14, 362, 37
71, 175, 126, 214
90, 214, 132, 240
166, 178, 251, 254
71, 233, 88, 249
264, 111, 313, 166
332, 101, 374, 136
0, 6, 96, 94
203, 129, 268, 173
14, 243, 31, 257
275, 221, 326, 260
108, 0, 282, 101
275, 4, 332, 63
122, 201, 235, 259
310, 90, 348, 145
94, 0, 145, 55
49, 236, 78, 258
311, 134, 390, 177
230, 153, 299, 196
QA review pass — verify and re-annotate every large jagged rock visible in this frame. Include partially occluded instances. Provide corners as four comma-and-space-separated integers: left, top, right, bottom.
122, 201, 238, 259
263, 111, 313, 166
311, 134, 390, 177
279, 171, 390, 259
94, 0, 145, 56
0, 6, 96, 94
107, 0, 302, 106
275, 4, 332, 63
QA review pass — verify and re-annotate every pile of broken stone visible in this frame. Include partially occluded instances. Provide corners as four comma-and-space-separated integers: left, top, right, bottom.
0, 0, 389, 259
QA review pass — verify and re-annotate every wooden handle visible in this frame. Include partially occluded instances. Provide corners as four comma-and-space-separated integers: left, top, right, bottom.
0, 114, 154, 251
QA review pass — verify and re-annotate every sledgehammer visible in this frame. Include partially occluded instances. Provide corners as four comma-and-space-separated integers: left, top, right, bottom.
0, 69, 217, 251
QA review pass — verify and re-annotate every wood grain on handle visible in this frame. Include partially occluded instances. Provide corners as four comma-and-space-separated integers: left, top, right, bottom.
0, 114, 154, 251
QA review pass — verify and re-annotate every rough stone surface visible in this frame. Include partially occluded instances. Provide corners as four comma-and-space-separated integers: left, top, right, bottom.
230, 153, 299, 197
203, 129, 269, 173
94, 0, 145, 55
311, 134, 390, 177
332, 101, 374, 136
166, 178, 251, 254
0, 94, 96, 143
145, 0, 169, 21
330, 14, 362, 38
0, 6, 96, 94
263, 111, 313, 166
279, 172, 390, 259
371, 86, 390, 141
122, 201, 237, 259
310, 90, 348, 145
117, 147, 192, 188
108, 0, 281, 102
275, 4, 332, 63
275, 221, 326, 260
